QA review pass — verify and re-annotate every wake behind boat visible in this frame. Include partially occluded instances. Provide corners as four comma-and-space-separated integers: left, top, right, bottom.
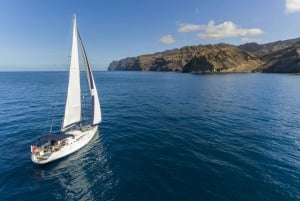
31, 14, 102, 164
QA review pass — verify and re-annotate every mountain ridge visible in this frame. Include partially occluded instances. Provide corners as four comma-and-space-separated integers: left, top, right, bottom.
108, 37, 300, 73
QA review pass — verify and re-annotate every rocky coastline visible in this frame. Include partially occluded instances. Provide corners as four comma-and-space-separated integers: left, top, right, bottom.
108, 38, 300, 73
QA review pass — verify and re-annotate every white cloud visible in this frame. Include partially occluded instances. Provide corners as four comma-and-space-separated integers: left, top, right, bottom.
160, 34, 175, 44
197, 20, 263, 39
285, 0, 300, 13
177, 23, 204, 33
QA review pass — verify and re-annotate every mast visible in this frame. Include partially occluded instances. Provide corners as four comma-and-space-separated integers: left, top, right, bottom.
62, 14, 82, 130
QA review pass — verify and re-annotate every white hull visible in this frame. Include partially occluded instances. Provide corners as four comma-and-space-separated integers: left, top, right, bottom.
31, 125, 98, 164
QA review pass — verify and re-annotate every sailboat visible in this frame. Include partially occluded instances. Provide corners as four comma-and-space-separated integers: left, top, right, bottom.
31, 14, 102, 164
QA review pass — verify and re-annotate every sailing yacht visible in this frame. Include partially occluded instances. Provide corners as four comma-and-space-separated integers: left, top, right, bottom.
31, 14, 102, 164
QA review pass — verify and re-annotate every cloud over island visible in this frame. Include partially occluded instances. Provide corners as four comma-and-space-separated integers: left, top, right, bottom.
159, 34, 175, 44
159, 20, 263, 45
178, 20, 263, 40
158, 1, 298, 45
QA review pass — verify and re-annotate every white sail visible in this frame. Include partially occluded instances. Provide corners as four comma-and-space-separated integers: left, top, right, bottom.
78, 32, 102, 125
91, 74, 102, 125
31, 14, 102, 165
62, 15, 81, 129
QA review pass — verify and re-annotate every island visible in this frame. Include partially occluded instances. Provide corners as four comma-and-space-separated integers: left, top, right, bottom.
108, 38, 300, 73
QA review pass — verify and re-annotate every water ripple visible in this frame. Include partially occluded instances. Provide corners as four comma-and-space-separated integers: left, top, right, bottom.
0, 72, 299, 201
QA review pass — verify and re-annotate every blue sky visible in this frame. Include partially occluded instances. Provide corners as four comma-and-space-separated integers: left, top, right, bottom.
1, 0, 300, 71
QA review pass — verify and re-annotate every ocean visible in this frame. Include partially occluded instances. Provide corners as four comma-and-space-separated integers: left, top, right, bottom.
0, 71, 299, 201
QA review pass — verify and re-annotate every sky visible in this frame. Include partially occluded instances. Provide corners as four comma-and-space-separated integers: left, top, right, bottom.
1, 0, 300, 71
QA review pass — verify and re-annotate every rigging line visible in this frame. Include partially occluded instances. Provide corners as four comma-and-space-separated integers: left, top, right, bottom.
48, 71, 67, 134
78, 31, 96, 125
80, 62, 91, 124
78, 30, 94, 125
44, 22, 72, 134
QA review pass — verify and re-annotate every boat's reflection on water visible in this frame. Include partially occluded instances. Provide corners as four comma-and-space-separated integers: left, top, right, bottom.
33, 132, 117, 200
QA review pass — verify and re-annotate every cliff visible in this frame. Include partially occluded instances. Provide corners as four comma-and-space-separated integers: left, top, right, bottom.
259, 42, 300, 73
108, 37, 300, 73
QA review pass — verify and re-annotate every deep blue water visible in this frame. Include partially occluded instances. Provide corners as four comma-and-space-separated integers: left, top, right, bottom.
0, 72, 299, 201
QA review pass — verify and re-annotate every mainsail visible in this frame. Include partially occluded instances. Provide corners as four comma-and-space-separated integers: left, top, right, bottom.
62, 15, 82, 129
78, 32, 102, 125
